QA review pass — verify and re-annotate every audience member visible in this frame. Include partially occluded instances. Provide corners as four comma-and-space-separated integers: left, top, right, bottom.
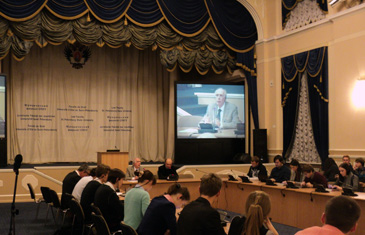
269, 155, 290, 183
289, 159, 304, 182
295, 195, 361, 235
229, 191, 278, 235
94, 168, 125, 232
124, 170, 156, 229
72, 167, 96, 201
80, 164, 110, 223
353, 157, 365, 182
342, 155, 354, 172
137, 184, 190, 235
301, 164, 328, 188
177, 173, 226, 235
247, 156, 268, 178
158, 158, 179, 180
322, 158, 340, 182
61, 163, 90, 209
333, 163, 359, 192
126, 157, 142, 180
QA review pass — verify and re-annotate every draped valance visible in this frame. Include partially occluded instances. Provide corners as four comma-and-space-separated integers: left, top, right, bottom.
282, 0, 328, 29
0, 0, 260, 128
281, 47, 328, 164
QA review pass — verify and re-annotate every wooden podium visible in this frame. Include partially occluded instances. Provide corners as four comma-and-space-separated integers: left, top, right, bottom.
97, 152, 129, 171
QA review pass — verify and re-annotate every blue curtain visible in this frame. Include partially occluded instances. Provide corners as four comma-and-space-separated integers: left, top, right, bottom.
282, 0, 328, 28
0, 0, 47, 20
281, 47, 328, 164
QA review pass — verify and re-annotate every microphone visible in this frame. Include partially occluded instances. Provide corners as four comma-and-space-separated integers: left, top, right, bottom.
196, 169, 209, 175
13, 154, 23, 173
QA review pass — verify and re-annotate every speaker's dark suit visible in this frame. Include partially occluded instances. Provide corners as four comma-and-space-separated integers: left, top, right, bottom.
177, 197, 225, 235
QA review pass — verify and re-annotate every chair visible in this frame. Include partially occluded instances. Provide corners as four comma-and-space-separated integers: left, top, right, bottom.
90, 203, 102, 216
49, 189, 68, 226
69, 198, 92, 235
40, 186, 56, 225
91, 213, 122, 235
120, 223, 138, 235
27, 183, 45, 218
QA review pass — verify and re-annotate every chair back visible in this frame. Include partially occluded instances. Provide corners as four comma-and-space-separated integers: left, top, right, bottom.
91, 203, 103, 216
69, 198, 86, 234
49, 189, 61, 209
91, 213, 111, 235
120, 223, 138, 235
40, 186, 53, 204
27, 183, 36, 201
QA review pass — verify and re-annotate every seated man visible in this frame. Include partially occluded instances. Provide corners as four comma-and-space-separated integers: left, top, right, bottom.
201, 88, 240, 129
94, 168, 125, 232
177, 173, 226, 235
80, 164, 110, 223
126, 157, 142, 180
247, 156, 267, 178
158, 158, 178, 180
269, 155, 291, 183
301, 164, 328, 188
342, 155, 354, 172
61, 164, 90, 209
72, 167, 96, 201
353, 157, 365, 182
296, 195, 361, 235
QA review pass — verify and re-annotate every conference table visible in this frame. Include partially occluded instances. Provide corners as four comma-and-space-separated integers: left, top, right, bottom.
120, 178, 365, 235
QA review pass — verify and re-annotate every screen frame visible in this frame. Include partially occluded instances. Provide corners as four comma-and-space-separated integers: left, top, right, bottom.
174, 81, 246, 140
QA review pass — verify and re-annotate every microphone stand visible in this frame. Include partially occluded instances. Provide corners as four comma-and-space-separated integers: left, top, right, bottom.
9, 168, 20, 235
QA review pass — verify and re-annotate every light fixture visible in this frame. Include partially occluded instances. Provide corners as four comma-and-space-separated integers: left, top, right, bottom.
352, 75, 365, 108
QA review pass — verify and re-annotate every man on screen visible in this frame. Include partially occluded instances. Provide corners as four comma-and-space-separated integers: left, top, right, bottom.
201, 88, 240, 129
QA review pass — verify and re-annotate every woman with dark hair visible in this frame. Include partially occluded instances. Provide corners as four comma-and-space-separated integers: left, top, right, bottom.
322, 158, 340, 182
137, 184, 190, 235
123, 170, 156, 229
229, 191, 278, 235
333, 163, 359, 191
289, 159, 303, 182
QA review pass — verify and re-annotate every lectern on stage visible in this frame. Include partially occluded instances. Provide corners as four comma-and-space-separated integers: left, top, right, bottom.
97, 152, 129, 171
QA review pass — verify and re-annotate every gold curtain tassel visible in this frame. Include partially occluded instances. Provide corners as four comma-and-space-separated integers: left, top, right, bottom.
176, 45, 183, 50
283, 83, 285, 89
7, 29, 13, 37
152, 44, 157, 51
124, 18, 128, 25
125, 41, 131, 47
200, 45, 205, 50
87, 12, 91, 22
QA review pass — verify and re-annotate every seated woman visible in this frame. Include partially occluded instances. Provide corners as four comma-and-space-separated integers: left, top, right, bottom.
137, 184, 190, 235
322, 158, 339, 182
333, 163, 359, 192
229, 191, 278, 235
123, 170, 156, 230
301, 164, 328, 188
289, 159, 304, 182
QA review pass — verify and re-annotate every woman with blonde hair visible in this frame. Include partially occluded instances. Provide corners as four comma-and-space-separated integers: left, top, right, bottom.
229, 191, 278, 235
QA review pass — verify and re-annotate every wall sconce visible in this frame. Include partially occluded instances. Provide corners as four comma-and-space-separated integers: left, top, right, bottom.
352, 75, 365, 108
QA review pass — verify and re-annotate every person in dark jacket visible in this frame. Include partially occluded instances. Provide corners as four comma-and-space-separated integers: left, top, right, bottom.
61, 164, 90, 209
322, 158, 339, 182
177, 173, 226, 235
301, 164, 328, 188
269, 155, 290, 183
94, 168, 125, 232
158, 158, 178, 180
247, 156, 268, 178
137, 184, 190, 235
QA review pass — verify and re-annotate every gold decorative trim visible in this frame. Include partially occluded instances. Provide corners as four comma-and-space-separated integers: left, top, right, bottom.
282, 87, 293, 107
45, 5, 89, 20
313, 84, 328, 102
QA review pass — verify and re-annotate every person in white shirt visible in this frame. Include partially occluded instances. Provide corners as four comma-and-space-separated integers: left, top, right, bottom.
72, 167, 96, 201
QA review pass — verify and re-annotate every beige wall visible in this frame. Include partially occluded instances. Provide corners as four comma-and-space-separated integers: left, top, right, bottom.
254, 2, 365, 158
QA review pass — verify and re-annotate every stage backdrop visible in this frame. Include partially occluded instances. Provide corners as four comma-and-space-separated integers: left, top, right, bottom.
3, 44, 176, 163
